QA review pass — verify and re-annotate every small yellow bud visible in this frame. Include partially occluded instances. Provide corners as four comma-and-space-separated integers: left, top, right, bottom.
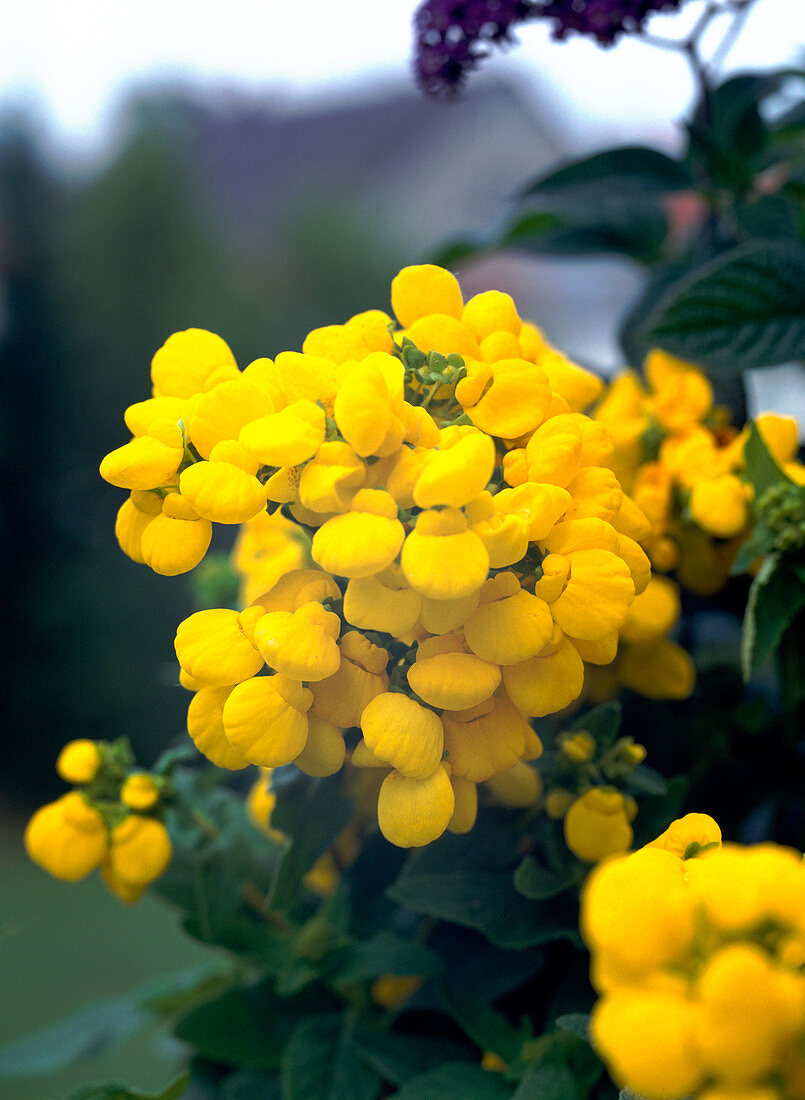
56, 739, 102, 785
120, 774, 160, 812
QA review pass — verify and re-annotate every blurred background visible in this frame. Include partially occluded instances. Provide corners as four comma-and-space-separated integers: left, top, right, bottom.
0, 0, 802, 1094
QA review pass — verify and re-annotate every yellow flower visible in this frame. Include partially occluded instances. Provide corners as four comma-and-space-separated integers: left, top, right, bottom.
312, 489, 405, 578
407, 636, 501, 710
120, 774, 160, 812
344, 565, 423, 636
686, 843, 805, 932
150, 329, 239, 399
538, 347, 603, 411
103, 815, 172, 903
222, 675, 312, 767
188, 376, 275, 459
564, 787, 633, 862
124, 395, 188, 437
618, 638, 696, 700
401, 507, 489, 600
647, 812, 721, 857
298, 441, 366, 513
493, 483, 571, 541
360, 692, 444, 779
25, 792, 108, 882
187, 686, 251, 769
456, 358, 552, 438
441, 691, 530, 782
619, 574, 680, 644
690, 474, 751, 538
99, 432, 183, 491
391, 264, 464, 328
376, 763, 455, 847
333, 355, 405, 457
56, 739, 102, 785
139, 512, 212, 576
178, 461, 267, 524
549, 549, 634, 641
253, 600, 341, 681
525, 414, 585, 486
502, 632, 585, 717
463, 573, 553, 665
239, 399, 326, 467
174, 608, 264, 687
413, 429, 495, 510
311, 631, 389, 728
645, 348, 713, 433
294, 715, 346, 777
485, 762, 543, 807
447, 776, 478, 834
591, 990, 703, 1100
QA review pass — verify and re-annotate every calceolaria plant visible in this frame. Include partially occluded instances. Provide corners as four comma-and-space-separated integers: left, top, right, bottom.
9, 2, 805, 1099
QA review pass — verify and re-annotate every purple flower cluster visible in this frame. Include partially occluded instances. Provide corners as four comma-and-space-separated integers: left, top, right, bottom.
542, 0, 684, 45
413, 0, 687, 95
414, 1, 540, 97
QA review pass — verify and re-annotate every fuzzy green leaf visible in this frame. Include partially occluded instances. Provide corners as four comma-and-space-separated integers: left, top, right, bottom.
280, 1013, 381, 1100
393, 1062, 514, 1099
520, 146, 692, 199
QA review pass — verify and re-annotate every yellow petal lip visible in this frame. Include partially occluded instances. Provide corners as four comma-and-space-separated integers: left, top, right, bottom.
441, 692, 529, 782
401, 509, 490, 600
407, 650, 501, 710
312, 510, 405, 579
463, 588, 554, 666
140, 513, 212, 576
187, 686, 251, 770
502, 635, 585, 717
252, 602, 341, 681
550, 548, 634, 641
294, 714, 346, 777
360, 692, 444, 779
343, 569, 422, 635
151, 328, 239, 400
377, 764, 455, 848
413, 431, 496, 510
179, 461, 267, 524
100, 435, 183, 491
175, 608, 264, 687
222, 675, 311, 767
391, 264, 464, 328
239, 399, 326, 467
188, 377, 274, 459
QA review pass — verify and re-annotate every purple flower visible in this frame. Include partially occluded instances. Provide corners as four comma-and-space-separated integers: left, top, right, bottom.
414, 1, 540, 96
413, 0, 688, 95
541, 0, 684, 46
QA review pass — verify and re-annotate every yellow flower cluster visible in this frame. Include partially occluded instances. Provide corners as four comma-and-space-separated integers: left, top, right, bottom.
25, 739, 171, 903
582, 813, 805, 1100
595, 350, 804, 594
101, 264, 653, 848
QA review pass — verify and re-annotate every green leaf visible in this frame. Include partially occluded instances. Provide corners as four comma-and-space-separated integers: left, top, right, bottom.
743, 421, 796, 496
223, 1071, 282, 1099
387, 814, 580, 951
439, 986, 526, 1064
0, 995, 148, 1079
280, 1013, 381, 1100
174, 981, 333, 1072
741, 554, 805, 680
351, 1027, 471, 1087
730, 521, 777, 576
625, 765, 668, 798
512, 1062, 578, 1100
641, 239, 805, 371
503, 200, 667, 264
569, 701, 621, 748
334, 932, 443, 984
513, 857, 577, 901
553, 1015, 590, 1041
269, 769, 353, 910
619, 263, 691, 369
393, 1062, 514, 1099
520, 146, 692, 200
67, 1073, 189, 1100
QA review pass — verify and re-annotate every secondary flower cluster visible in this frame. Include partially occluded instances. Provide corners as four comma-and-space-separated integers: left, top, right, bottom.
595, 351, 805, 595
583, 813, 805, 1100
25, 739, 171, 902
100, 264, 653, 848
413, 0, 687, 95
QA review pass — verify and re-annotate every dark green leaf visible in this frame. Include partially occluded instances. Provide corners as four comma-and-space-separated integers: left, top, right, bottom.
569, 702, 621, 749
743, 421, 796, 496
512, 1062, 578, 1100
730, 521, 777, 575
520, 146, 692, 200
735, 194, 799, 240
387, 812, 580, 950
642, 239, 805, 371
174, 981, 332, 1072
513, 857, 577, 901
269, 770, 352, 910
0, 996, 147, 1079
393, 1062, 514, 1099
223, 1071, 282, 1099
334, 932, 443, 984
67, 1073, 189, 1100
741, 554, 805, 680
439, 986, 526, 1064
503, 200, 667, 264
280, 1013, 381, 1100
625, 765, 668, 797
619, 262, 691, 369
351, 1027, 471, 1087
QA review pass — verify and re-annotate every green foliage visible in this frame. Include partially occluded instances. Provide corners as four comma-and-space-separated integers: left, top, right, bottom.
281, 1013, 381, 1100
67, 1075, 189, 1100
641, 239, 805, 371
393, 1063, 514, 1099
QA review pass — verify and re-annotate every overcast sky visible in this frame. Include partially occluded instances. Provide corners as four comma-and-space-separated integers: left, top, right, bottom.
2, 0, 802, 161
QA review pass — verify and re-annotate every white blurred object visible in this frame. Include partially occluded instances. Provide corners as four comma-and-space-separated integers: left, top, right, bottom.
746, 366, 805, 441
